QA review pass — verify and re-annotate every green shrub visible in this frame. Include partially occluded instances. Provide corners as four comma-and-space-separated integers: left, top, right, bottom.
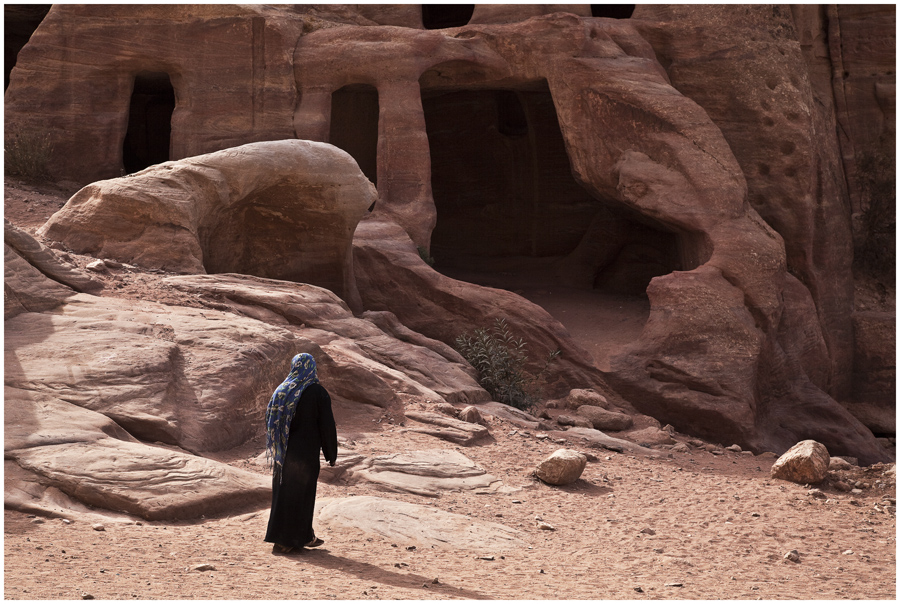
417, 246, 435, 267
4, 130, 53, 180
455, 317, 559, 412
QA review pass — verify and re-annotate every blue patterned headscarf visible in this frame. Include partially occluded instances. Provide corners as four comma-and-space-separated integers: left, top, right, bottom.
265, 353, 319, 473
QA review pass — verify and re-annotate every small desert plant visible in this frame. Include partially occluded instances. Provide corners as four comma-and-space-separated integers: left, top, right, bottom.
4, 130, 53, 180
417, 246, 435, 267
455, 317, 559, 412
854, 143, 895, 281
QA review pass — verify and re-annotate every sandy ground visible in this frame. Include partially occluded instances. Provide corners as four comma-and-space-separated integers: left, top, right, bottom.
4, 178, 897, 600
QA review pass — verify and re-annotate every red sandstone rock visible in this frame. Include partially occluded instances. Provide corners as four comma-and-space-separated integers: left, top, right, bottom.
5, 6, 893, 474
38, 140, 376, 307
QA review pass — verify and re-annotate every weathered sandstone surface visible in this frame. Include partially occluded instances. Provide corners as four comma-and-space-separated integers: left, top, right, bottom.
5, 225, 497, 518
315, 495, 529, 551
38, 140, 376, 306
4, 387, 270, 520
3, 5, 894, 519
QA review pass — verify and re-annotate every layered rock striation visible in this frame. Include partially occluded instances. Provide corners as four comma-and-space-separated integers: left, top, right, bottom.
4, 3, 893, 523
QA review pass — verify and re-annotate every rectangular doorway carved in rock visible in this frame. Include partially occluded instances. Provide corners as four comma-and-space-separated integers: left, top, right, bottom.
123, 71, 175, 174
329, 84, 379, 186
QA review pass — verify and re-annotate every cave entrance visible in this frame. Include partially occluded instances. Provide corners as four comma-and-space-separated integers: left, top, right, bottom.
421, 81, 680, 295
422, 5, 474, 29
421, 78, 681, 368
590, 5, 635, 18
123, 71, 175, 174
330, 84, 379, 185
4, 4, 51, 91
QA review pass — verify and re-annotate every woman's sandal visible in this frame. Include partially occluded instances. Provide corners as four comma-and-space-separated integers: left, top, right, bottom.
272, 543, 294, 554
305, 537, 325, 548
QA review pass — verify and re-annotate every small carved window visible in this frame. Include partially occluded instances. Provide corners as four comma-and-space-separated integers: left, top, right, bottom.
422, 5, 474, 29
590, 5, 635, 19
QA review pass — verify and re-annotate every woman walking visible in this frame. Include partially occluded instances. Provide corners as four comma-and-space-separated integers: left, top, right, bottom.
264, 353, 338, 554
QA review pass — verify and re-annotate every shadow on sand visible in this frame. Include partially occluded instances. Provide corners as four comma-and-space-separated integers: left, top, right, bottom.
280, 547, 493, 599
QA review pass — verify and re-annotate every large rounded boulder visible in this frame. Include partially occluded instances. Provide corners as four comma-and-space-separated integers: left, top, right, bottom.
38, 140, 377, 306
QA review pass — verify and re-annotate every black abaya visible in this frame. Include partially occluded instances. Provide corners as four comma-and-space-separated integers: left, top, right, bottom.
264, 382, 338, 548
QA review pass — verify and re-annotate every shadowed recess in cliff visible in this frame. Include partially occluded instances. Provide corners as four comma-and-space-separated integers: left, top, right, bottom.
420, 77, 681, 298
330, 84, 379, 186
4, 4, 51, 90
591, 5, 635, 19
422, 5, 474, 30
123, 71, 175, 174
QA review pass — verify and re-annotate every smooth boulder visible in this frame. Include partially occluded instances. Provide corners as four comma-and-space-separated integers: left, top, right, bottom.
534, 449, 587, 486
577, 405, 634, 431
770, 440, 831, 485
39, 140, 376, 306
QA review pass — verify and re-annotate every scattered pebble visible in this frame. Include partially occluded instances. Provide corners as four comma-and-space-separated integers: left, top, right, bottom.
31, 518, 45, 525
640, 527, 656, 535
538, 522, 555, 531
91, 524, 105, 531
192, 563, 216, 572
86, 260, 108, 273
665, 582, 684, 587
81, 593, 95, 600
784, 550, 800, 563
634, 586, 644, 593
476, 556, 495, 561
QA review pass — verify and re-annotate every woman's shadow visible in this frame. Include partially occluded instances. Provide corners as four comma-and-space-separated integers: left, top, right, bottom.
281, 547, 492, 600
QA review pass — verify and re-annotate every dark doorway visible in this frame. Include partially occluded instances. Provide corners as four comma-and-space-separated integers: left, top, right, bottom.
123, 71, 175, 174
590, 5, 635, 19
422, 5, 474, 29
423, 85, 600, 262
329, 84, 379, 185
421, 80, 680, 297
4, 4, 51, 90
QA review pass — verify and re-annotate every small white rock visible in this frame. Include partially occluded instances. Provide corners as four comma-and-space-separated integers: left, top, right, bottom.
784, 549, 800, 562
91, 523, 105, 531
86, 260, 108, 273
192, 563, 216, 572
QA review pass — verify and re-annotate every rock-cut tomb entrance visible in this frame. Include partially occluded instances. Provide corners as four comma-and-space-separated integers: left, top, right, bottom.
413, 72, 681, 369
